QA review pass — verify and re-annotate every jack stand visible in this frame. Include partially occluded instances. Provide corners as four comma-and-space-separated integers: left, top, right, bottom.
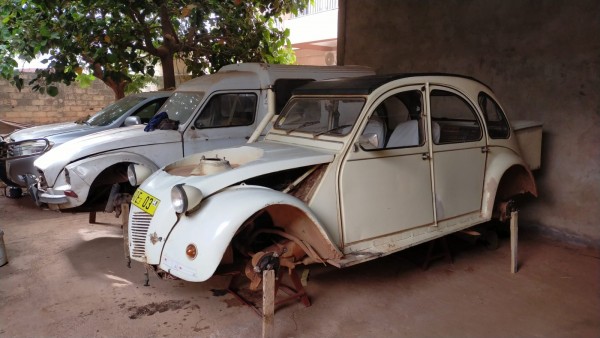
226, 267, 311, 317
510, 210, 519, 273
422, 236, 453, 270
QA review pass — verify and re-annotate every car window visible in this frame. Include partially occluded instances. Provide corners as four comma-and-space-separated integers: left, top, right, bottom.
131, 98, 168, 124
360, 90, 424, 150
478, 92, 510, 139
193, 93, 257, 129
275, 97, 365, 137
85, 96, 146, 126
160, 92, 205, 124
430, 89, 482, 144
273, 79, 315, 114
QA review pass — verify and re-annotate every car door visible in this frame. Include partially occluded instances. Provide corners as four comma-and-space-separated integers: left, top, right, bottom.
428, 86, 487, 223
339, 86, 436, 245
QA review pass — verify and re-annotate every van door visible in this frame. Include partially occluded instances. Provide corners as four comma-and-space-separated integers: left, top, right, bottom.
182, 91, 259, 155
339, 86, 436, 245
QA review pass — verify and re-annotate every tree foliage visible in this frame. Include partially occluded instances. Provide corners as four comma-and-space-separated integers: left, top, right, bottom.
0, 0, 307, 99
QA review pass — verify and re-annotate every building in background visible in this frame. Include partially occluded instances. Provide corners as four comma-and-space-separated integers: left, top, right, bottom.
284, 0, 338, 66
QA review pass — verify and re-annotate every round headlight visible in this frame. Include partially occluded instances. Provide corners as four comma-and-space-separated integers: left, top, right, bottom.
128, 164, 153, 186
127, 164, 137, 186
171, 184, 203, 214
171, 184, 188, 214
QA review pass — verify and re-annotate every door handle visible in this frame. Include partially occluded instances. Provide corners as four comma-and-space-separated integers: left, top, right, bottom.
481, 146, 490, 153
421, 153, 431, 160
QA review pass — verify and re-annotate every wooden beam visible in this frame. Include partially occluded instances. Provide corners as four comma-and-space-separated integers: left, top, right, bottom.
262, 270, 275, 338
510, 210, 519, 273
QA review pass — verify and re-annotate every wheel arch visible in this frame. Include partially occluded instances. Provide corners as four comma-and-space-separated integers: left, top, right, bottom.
67, 151, 159, 187
161, 185, 341, 282
482, 149, 537, 220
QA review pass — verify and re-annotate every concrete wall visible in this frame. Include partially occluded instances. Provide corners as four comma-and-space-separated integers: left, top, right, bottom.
338, 0, 600, 246
0, 72, 114, 126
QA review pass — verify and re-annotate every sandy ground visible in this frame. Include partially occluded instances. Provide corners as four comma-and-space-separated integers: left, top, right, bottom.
0, 192, 599, 338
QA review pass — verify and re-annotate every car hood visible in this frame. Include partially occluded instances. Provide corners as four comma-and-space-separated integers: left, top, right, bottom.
35, 125, 181, 182
140, 142, 335, 200
8, 122, 95, 142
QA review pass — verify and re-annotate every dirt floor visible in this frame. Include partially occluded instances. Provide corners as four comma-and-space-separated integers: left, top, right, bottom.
0, 191, 599, 338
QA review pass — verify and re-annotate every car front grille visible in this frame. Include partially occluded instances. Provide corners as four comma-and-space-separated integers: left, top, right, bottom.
130, 212, 153, 258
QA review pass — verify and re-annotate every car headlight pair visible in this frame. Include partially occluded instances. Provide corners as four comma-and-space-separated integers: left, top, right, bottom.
171, 184, 203, 214
8, 139, 53, 158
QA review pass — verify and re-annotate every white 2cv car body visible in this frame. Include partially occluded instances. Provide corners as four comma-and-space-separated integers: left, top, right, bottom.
128, 74, 541, 286
31, 63, 373, 213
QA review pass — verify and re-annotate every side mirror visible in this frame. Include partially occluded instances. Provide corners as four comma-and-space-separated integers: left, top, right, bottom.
124, 116, 142, 126
358, 133, 380, 150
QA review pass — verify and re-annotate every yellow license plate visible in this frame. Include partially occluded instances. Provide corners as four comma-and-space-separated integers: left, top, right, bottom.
132, 189, 160, 215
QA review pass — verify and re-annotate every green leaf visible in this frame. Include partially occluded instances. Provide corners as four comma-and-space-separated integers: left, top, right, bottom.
47, 86, 59, 96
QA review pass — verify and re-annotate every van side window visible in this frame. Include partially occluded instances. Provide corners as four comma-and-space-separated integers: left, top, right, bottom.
478, 92, 510, 139
194, 93, 257, 129
430, 90, 482, 144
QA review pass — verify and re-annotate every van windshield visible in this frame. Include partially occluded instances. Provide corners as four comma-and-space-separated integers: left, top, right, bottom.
275, 97, 365, 136
159, 92, 205, 124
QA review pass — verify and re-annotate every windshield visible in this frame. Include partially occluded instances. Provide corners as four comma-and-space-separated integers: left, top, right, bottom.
275, 97, 365, 136
160, 92, 205, 124
84, 96, 145, 126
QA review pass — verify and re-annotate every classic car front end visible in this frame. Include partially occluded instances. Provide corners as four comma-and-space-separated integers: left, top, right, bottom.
128, 143, 341, 282
129, 73, 541, 287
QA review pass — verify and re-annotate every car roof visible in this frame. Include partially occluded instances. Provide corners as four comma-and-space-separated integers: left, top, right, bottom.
292, 73, 491, 96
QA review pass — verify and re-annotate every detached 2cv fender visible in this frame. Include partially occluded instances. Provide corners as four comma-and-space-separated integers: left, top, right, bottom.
158, 184, 342, 283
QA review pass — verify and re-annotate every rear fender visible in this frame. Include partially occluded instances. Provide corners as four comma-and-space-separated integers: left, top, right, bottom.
160, 185, 341, 282
482, 148, 537, 219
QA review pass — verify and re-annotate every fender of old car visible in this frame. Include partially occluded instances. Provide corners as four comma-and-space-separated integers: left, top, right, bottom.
158, 184, 342, 282
481, 146, 537, 219
37, 146, 179, 209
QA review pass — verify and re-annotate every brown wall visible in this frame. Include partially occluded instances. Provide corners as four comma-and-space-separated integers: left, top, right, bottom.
0, 72, 114, 126
339, 0, 600, 246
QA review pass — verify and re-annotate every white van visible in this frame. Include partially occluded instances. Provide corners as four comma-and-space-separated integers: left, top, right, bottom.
30, 63, 374, 215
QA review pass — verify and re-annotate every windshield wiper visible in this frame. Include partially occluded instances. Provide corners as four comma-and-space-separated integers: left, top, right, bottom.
285, 120, 320, 134
313, 124, 353, 137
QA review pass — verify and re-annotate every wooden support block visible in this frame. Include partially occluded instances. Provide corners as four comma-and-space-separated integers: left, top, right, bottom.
88, 211, 96, 224
121, 203, 131, 268
262, 269, 275, 338
510, 210, 519, 273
